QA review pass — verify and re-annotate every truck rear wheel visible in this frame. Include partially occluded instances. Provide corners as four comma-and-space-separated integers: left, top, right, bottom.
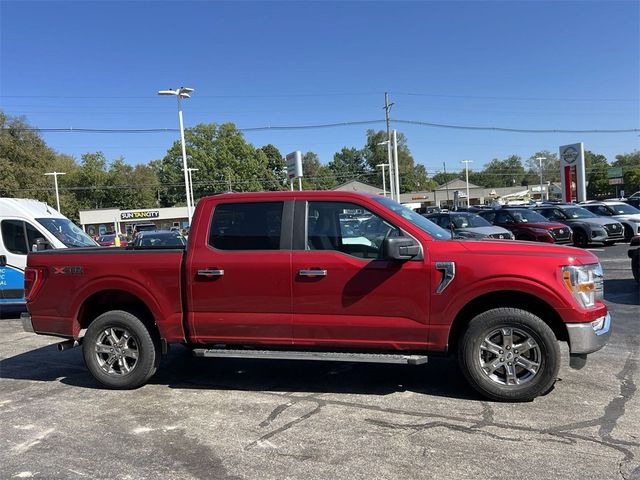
83, 310, 159, 389
458, 308, 560, 402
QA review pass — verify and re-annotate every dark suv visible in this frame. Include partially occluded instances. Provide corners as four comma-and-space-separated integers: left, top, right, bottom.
534, 204, 624, 247
478, 208, 572, 244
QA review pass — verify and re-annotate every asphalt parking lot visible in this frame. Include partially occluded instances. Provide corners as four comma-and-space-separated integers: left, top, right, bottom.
1, 243, 638, 480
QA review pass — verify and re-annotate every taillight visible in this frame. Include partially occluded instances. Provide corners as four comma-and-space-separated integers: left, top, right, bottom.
24, 267, 45, 301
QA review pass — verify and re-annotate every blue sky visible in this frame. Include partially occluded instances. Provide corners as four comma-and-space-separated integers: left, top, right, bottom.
1, 0, 639, 176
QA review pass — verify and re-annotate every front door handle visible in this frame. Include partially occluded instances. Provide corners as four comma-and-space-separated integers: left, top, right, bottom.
197, 269, 224, 278
299, 269, 327, 277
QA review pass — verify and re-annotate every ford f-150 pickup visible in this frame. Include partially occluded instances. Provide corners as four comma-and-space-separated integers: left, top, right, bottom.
21, 191, 612, 401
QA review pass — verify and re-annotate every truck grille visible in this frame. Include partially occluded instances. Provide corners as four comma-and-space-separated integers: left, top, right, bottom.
550, 227, 571, 243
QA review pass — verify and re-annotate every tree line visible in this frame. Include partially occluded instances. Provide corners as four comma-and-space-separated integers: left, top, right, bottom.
1, 111, 638, 222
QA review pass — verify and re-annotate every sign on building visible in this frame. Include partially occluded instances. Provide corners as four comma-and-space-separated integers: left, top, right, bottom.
120, 210, 160, 221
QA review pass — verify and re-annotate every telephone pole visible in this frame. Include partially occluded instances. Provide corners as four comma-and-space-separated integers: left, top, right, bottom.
461, 160, 473, 207
384, 92, 395, 200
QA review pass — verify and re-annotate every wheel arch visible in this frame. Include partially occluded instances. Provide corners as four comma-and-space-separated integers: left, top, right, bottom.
78, 290, 159, 341
447, 290, 568, 353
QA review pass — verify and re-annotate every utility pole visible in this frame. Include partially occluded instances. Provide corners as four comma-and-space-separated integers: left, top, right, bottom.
461, 160, 473, 208
44, 172, 66, 212
384, 92, 395, 200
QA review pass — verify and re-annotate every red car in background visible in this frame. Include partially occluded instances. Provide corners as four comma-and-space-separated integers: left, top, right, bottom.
96, 233, 128, 248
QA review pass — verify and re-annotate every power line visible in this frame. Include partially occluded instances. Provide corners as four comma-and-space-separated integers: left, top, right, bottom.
391, 91, 640, 102
4, 118, 638, 134
394, 119, 640, 134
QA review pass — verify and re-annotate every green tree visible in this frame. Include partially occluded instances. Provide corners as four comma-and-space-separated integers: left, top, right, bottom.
258, 144, 286, 189
361, 130, 431, 192
477, 155, 526, 188
328, 147, 368, 181
613, 151, 640, 195
584, 151, 610, 198
301, 152, 336, 190
524, 151, 560, 187
158, 122, 280, 205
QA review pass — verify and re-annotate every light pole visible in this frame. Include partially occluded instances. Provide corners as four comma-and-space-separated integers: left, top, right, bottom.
376, 164, 388, 197
158, 87, 194, 223
535, 156, 546, 201
461, 160, 473, 207
185, 167, 199, 208
44, 172, 66, 212
377, 140, 394, 200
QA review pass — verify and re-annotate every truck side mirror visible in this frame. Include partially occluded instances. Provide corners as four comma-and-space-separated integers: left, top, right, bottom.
383, 237, 421, 261
33, 238, 50, 252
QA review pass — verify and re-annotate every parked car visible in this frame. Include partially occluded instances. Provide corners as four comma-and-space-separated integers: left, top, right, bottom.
425, 212, 514, 240
131, 230, 186, 248
96, 233, 129, 248
132, 223, 157, 238
534, 204, 624, 247
580, 201, 640, 241
621, 192, 640, 208
477, 207, 572, 244
629, 235, 640, 282
22, 191, 611, 401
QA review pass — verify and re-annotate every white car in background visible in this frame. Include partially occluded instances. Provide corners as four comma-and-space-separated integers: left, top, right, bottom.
581, 200, 640, 241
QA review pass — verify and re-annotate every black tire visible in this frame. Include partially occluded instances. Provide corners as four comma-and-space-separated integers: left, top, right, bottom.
83, 310, 160, 389
573, 229, 589, 248
623, 225, 634, 242
632, 251, 640, 283
458, 308, 560, 402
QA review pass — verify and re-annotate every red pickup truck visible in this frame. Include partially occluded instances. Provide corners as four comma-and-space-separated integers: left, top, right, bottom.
21, 192, 611, 401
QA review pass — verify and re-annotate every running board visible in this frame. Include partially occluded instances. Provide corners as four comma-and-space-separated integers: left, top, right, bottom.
192, 348, 428, 365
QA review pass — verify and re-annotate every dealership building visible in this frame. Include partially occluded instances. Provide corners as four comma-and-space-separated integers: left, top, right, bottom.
78, 207, 189, 237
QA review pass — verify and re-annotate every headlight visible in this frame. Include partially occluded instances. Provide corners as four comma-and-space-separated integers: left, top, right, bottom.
561, 263, 604, 309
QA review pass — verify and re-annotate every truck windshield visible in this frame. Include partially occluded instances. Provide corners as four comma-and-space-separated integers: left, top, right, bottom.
36, 218, 97, 248
373, 197, 451, 240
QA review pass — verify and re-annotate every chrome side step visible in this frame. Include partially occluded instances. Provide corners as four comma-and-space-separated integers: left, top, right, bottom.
192, 348, 428, 365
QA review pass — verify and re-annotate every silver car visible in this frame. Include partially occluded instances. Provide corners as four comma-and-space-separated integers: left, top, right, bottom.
425, 212, 515, 240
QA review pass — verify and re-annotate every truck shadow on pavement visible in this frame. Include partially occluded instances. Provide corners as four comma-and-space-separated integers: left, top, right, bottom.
0, 343, 483, 401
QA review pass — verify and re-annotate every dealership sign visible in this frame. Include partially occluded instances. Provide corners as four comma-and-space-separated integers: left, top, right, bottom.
120, 210, 160, 220
286, 151, 303, 179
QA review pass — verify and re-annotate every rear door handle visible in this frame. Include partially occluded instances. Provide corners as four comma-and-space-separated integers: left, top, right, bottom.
299, 269, 327, 277
197, 269, 224, 278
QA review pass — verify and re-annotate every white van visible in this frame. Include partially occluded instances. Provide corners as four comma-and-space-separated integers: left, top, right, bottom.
0, 198, 97, 312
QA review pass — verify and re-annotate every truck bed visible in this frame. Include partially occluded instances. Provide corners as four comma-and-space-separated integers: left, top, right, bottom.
26, 248, 185, 341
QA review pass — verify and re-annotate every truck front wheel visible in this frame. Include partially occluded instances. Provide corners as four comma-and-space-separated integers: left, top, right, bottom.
458, 308, 560, 402
83, 310, 160, 389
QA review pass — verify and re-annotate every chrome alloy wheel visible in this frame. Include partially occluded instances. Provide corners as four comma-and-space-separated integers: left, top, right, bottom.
478, 327, 542, 386
94, 327, 139, 376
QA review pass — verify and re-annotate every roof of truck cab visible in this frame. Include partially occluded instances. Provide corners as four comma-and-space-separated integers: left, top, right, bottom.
0, 198, 66, 219
203, 191, 381, 201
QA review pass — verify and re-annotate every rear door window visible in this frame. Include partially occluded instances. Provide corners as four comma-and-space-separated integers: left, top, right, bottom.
209, 202, 284, 251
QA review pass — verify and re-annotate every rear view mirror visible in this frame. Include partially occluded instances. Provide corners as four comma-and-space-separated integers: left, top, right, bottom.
383, 237, 421, 261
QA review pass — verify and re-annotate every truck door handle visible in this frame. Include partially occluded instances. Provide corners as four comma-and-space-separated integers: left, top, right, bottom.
197, 269, 224, 278
299, 269, 327, 277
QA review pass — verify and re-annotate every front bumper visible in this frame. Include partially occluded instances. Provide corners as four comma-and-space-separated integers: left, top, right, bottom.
566, 312, 611, 354
21, 313, 34, 333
